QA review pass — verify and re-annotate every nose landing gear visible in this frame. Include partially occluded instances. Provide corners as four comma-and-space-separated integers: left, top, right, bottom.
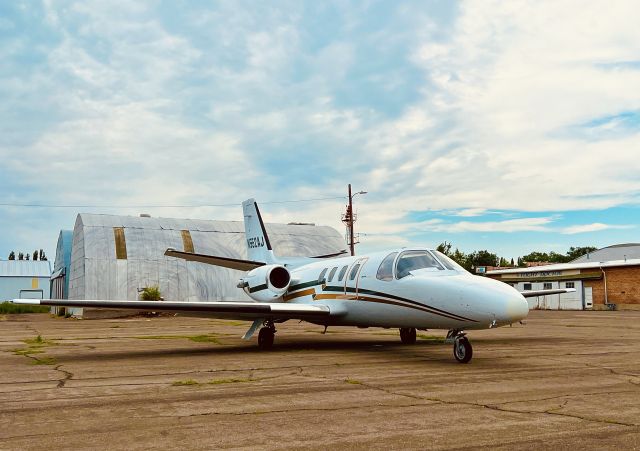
447, 329, 473, 363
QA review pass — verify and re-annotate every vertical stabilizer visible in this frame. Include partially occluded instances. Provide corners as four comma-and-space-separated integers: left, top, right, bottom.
242, 199, 277, 264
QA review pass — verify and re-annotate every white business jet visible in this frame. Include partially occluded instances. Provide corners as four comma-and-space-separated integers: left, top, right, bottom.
12, 199, 573, 363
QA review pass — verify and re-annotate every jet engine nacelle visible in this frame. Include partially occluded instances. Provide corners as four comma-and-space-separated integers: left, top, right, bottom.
239, 264, 291, 302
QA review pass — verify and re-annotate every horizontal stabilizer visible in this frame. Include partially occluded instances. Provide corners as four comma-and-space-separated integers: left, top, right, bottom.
520, 288, 576, 298
10, 299, 332, 319
165, 248, 264, 271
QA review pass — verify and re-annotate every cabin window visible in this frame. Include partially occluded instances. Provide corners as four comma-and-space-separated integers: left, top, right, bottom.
395, 251, 444, 279
566, 282, 575, 289
327, 267, 338, 282
376, 252, 398, 281
337, 265, 348, 281
523, 283, 532, 290
318, 268, 328, 283
349, 264, 361, 281
543, 282, 552, 290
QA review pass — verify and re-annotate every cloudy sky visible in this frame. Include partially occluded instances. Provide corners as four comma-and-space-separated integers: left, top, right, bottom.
1, 0, 639, 262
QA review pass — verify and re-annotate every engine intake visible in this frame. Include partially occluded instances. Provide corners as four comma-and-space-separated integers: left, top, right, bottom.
239, 264, 291, 302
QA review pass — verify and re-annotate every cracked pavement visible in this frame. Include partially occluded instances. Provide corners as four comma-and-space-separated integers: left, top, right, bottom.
1, 311, 639, 450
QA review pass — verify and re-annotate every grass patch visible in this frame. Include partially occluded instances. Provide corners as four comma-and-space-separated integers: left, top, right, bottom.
172, 379, 199, 386
12, 348, 45, 356
345, 379, 362, 385
30, 356, 57, 365
417, 334, 445, 343
188, 335, 222, 344
217, 320, 246, 327
208, 377, 253, 385
0, 302, 50, 314
23, 335, 56, 346
135, 334, 222, 344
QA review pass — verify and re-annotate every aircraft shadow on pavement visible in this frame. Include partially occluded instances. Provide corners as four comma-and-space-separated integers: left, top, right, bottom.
57, 338, 453, 363
54, 335, 565, 364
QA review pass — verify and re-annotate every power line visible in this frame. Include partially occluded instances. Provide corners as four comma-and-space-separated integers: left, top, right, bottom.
0, 196, 347, 209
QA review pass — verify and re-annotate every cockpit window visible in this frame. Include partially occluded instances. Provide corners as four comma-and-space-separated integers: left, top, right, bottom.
396, 251, 444, 279
376, 252, 398, 281
327, 267, 338, 282
318, 268, 328, 282
337, 265, 348, 281
433, 251, 466, 272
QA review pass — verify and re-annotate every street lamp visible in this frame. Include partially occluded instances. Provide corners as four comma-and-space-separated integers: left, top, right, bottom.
343, 184, 367, 256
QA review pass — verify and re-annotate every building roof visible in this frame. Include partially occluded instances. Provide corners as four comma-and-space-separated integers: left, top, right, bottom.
75, 213, 346, 258
0, 260, 51, 277
570, 243, 640, 263
487, 258, 640, 275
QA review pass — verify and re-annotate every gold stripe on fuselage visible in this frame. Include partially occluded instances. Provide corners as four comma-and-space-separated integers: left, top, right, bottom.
283, 288, 316, 302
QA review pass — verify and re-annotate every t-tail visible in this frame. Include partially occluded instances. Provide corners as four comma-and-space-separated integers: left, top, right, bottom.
242, 198, 278, 264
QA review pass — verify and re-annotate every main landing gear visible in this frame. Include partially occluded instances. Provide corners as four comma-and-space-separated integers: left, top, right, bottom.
399, 327, 417, 344
258, 321, 276, 350
447, 329, 472, 364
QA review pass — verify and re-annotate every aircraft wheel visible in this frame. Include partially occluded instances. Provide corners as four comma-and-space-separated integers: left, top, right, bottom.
453, 337, 472, 363
399, 327, 417, 344
258, 327, 275, 350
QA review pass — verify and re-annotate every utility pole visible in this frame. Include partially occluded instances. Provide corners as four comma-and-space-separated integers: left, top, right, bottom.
342, 184, 367, 256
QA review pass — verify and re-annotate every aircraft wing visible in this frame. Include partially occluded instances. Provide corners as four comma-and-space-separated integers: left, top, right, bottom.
520, 288, 576, 298
10, 299, 331, 320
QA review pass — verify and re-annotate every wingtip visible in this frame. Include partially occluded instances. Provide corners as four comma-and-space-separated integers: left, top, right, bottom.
10, 299, 42, 305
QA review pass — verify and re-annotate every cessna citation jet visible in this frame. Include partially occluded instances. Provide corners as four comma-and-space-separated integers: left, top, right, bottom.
12, 199, 573, 363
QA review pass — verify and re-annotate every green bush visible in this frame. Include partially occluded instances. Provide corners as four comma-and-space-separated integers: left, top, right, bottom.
139, 286, 162, 301
0, 302, 49, 314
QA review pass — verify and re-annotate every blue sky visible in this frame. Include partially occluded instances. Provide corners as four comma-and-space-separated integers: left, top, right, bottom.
1, 0, 639, 262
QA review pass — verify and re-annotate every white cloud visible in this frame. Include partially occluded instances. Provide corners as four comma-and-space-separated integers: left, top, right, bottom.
561, 223, 634, 234
413, 217, 554, 233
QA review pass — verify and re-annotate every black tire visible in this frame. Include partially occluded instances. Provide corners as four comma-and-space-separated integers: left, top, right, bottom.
453, 337, 473, 363
258, 327, 274, 350
399, 327, 417, 345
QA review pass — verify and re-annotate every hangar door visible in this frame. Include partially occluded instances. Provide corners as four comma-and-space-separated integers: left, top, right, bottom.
521, 281, 583, 310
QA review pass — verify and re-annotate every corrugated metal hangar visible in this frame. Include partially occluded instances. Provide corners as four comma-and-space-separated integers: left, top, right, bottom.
53, 213, 346, 318
0, 260, 51, 301
487, 244, 640, 311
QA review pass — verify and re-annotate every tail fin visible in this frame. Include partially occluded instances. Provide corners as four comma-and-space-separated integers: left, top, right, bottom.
242, 199, 277, 264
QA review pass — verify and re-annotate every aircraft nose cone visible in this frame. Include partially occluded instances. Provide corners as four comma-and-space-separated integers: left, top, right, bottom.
506, 292, 529, 322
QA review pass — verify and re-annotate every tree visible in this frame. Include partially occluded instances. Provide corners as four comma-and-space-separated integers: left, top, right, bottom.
566, 246, 598, 261
33, 250, 38, 261
436, 241, 452, 256
510, 258, 514, 266
8, 251, 15, 260
450, 248, 469, 270
39, 249, 47, 261
18, 252, 24, 260
25, 253, 30, 260
468, 250, 499, 268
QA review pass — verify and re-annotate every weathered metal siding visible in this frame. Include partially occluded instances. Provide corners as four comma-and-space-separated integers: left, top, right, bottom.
0, 261, 51, 300
67, 213, 345, 315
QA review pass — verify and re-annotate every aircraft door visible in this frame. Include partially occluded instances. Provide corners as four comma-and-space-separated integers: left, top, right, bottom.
344, 257, 369, 298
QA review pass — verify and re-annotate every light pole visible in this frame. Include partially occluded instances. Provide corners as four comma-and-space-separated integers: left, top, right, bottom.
343, 184, 367, 256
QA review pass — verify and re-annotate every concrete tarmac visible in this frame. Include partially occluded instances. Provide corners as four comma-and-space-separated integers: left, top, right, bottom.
1, 311, 639, 450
